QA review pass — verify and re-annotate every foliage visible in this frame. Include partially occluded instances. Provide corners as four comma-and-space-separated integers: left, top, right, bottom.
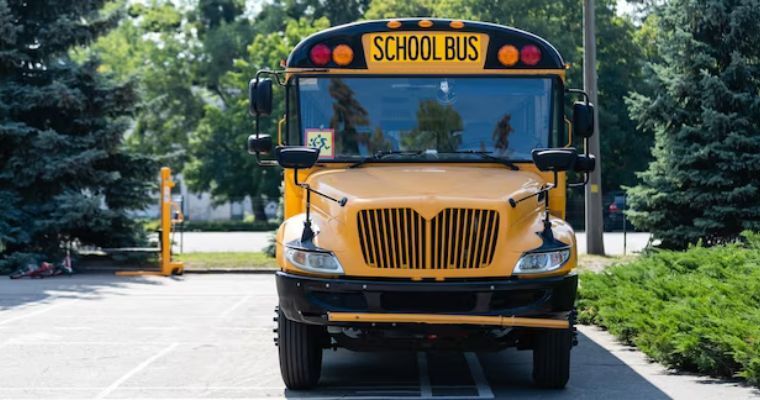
625, 0, 760, 249
0, 1, 155, 271
184, 18, 329, 219
85, 1, 212, 170
578, 232, 760, 386
181, 220, 278, 232
258, 0, 372, 28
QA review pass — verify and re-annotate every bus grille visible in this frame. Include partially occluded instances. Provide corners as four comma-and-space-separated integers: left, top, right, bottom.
357, 208, 499, 269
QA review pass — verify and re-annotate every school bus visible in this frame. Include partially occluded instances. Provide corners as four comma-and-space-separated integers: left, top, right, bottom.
247, 18, 597, 390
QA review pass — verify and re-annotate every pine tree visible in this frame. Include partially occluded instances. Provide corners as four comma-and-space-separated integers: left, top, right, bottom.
626, 0, 760, 249
0, 1, 155, 269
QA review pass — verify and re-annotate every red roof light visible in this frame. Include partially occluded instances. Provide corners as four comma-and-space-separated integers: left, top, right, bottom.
520, 45, 542, 66
310, 44, 331, 66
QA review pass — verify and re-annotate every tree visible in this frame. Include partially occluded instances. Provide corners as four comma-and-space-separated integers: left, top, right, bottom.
87, 1, 253, 171
258, 0, 372, 28
0, 1, 155, 269
185, 18, 330, 220
626, 0, 760, 249
86, 1, 206, 170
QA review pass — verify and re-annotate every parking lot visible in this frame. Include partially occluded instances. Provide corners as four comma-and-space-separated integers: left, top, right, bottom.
1, 274, 756, 399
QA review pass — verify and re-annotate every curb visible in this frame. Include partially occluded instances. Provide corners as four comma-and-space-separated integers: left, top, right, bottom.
183, 269, 277, 274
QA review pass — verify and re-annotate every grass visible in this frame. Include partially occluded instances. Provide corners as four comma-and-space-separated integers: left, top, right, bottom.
577, 254, 639, 273
177, 252, 277, 270
577, 232, 760, 386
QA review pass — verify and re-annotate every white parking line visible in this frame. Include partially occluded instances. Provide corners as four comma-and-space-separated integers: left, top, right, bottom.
0, 298, 79, 327
219, 295, 251, 318
417, 352, 432, 397
465, 352, 494, 399
94, 342, 179, 399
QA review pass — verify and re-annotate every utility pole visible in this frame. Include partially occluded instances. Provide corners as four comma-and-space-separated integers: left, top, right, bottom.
583, 0, 605, 255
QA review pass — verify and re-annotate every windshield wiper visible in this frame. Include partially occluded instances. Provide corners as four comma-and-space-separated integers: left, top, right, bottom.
438, 151, 520, 171
349, 150, 424, 168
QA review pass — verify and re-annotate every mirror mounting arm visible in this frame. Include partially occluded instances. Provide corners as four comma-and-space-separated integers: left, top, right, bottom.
509, 170, 558, 209
293, 169, 348, 207
292, 169, 348, 244
255, 69, 287, 86
252, 111, 278, 168
566, 88, 590, 105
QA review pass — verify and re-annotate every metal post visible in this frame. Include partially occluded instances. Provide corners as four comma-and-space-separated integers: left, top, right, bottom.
583, 0, 605, 255
160, 167, 184, 276
623, 210, 627, 255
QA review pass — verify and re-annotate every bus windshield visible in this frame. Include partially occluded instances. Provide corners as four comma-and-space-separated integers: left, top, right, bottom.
296, 76, 556, 162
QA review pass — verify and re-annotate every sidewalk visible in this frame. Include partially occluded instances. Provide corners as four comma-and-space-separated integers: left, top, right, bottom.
175, 231, 653, 256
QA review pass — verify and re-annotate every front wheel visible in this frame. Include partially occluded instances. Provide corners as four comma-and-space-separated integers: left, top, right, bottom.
276, 308, 324, 390
532, 329, 572, 389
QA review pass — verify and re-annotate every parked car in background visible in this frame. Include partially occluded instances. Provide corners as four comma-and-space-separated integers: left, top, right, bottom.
604, 191, 629, 231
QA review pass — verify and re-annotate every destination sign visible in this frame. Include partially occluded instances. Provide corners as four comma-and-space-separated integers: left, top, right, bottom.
364, 32, 486, 67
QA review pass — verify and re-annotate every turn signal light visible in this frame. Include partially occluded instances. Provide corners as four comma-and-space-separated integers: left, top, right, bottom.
498, 45, 519, 66
520, 45, 542, 66
310, 43, 331, 66
332, 44, 354, 66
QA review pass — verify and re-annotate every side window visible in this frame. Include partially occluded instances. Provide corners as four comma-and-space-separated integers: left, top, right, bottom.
287, 81, 301, 145
552, 79, 566, 147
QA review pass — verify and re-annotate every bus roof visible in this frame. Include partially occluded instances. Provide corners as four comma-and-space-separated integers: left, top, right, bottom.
286, 19, 565, 71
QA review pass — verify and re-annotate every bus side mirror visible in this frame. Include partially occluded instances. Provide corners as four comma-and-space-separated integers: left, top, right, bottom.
573, 102, 594, 138
248, 134, 273, 155
249, 78, 273, 116
532, 148, 578, 172
574, 154, 596, 173
275, 146, 319, 169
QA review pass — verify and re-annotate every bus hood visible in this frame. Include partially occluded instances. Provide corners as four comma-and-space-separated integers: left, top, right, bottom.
306, 164, 544, 215
277, 164, 576, 279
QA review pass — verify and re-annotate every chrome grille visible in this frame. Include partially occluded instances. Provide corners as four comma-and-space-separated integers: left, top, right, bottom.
357, 208, 426, 269
357, 208, 499, 269
430, 208, 499, 269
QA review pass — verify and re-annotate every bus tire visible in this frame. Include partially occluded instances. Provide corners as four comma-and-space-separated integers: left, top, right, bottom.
277, 308, 323, 390
532, 329, 572, 389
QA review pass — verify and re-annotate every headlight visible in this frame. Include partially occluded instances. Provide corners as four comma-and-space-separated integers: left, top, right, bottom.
284, 247, 344, 274
514, 249, 570, 274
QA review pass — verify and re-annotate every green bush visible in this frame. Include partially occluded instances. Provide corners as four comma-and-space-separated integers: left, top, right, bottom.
578, 232, 760, 386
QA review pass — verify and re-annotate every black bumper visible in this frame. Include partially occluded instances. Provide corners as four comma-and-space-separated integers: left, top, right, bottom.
276, 271, 577, 326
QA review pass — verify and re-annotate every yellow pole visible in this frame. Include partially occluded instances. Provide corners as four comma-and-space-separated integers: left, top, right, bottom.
116, 167, 183, 277
160, 167, 183, 275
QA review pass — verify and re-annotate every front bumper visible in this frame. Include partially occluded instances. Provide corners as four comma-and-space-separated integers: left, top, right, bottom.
276, 271, 577, 328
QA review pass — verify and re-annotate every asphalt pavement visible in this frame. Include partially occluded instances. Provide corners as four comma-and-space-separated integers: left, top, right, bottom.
1, 274, 756, 399
176, 231, 653, 255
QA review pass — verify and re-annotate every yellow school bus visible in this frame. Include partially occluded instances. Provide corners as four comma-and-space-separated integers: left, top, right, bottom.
247, 18, 597, 390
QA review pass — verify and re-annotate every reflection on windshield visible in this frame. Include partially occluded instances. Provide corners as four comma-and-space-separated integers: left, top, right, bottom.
298, 77, 552, 160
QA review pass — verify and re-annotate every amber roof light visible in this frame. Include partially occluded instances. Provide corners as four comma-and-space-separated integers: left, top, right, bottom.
387, 20, 401, 29
332, 44, 354, 66
418, 19, 433, 28
498, 45, 519, 66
